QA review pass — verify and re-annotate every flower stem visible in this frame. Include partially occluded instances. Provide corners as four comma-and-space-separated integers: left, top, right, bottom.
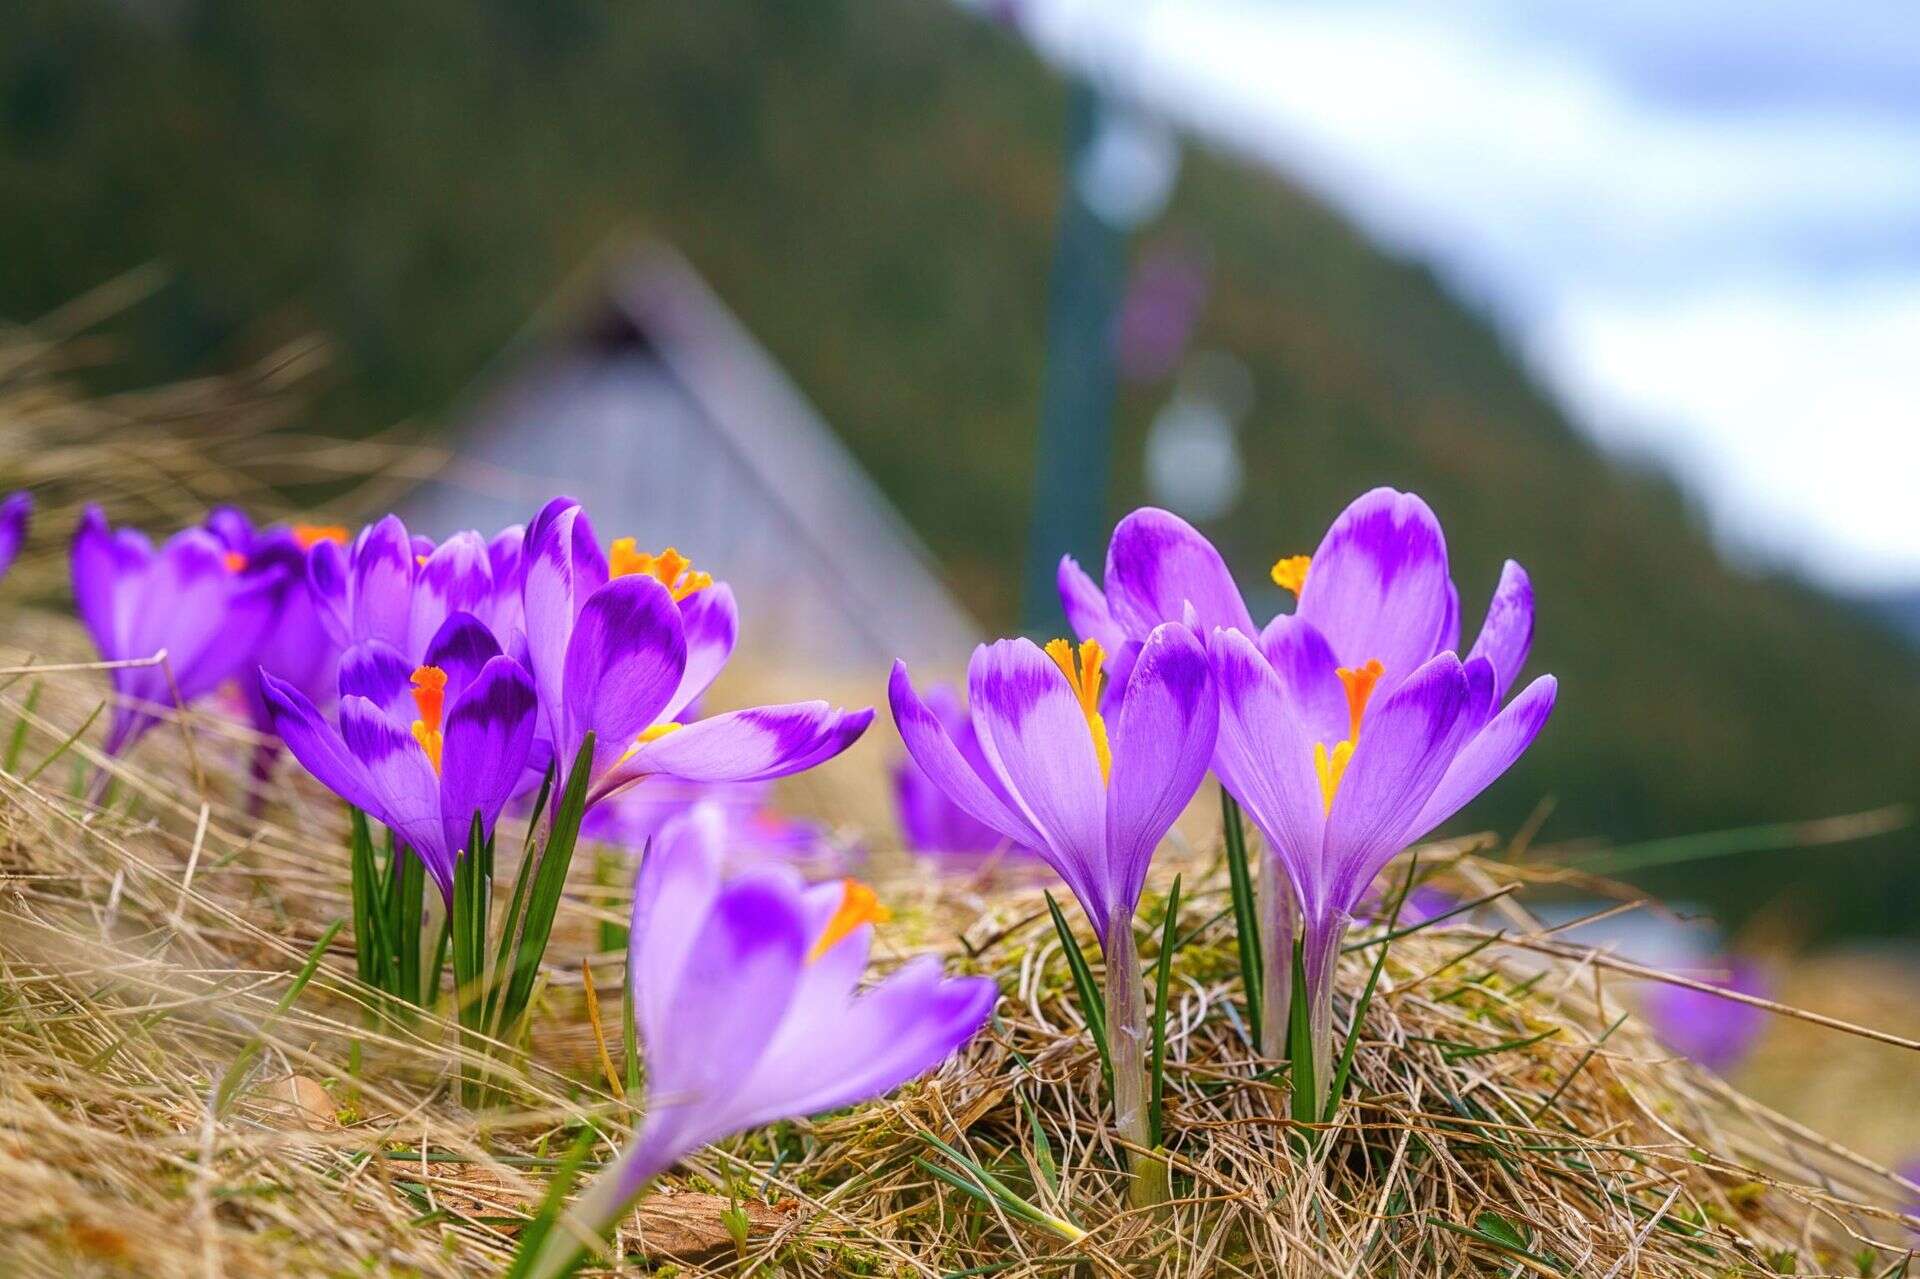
1258, 862, 1296, 1064
1103, 922, 1164, 1208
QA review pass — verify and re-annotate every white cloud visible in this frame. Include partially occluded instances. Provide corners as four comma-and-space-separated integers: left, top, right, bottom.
1014, 0, 1920, 590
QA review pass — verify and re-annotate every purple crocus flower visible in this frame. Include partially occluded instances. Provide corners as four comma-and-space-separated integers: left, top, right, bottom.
1204, 490, 1556, 1102
518, 813, 996, 1279
307, 514, 502, 663
521, 497, 872, 807
0, 491, 31, 582
1643, 958, 1769, 1074
261, 612, 538, 902
583, 777, 841, 870
890, 683, 1038, 860
203, 510, 349, 788
71, 506, 282, 758
890, 624, 1215, 1182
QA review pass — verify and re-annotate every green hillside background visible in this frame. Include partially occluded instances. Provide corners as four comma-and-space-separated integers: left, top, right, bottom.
3, 0, 1916, 936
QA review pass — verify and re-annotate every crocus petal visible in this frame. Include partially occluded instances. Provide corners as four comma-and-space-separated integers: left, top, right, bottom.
969, 638, 1112, 936
1323, 653, 1476, 912
563, 575, 687, 777
662, 581, 737, 721
629, 804, 729, 1045
1295, 488, 1455, 681
1409, 674, 1557, 836
733, 956, 997, 1129
1057, 554, 1127, 650
408, 530, 494, 657
1103, 507, 1255, 638
338, 694, 449, 896
522, 499, 606, 741
640, 869, 809, 1154
1466, 560, 1534, 704
1104, 624, 1216, 931
71, 506, 129, 656
306, 537, 352, 648
1256, 614, 1348, 749
1207, 628, 1328, 908
351, 515, 416, 651
604, 702, 872, 796
888, 663, 1047, 852
421, 611, 505, 706
0, 491, 32, 580
338, 640, 417, 723
261, 673, 379, 814
438, 655, 539, 864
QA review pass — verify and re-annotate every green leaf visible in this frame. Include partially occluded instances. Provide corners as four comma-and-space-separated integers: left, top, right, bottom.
388, 835, 426, 1006
4, 678, 42, 771
1021, 1093, 1058, 1195
347, 808, 392, 993
1286, 936, 1318, 1127
495, 733, 596, 1043
1473, 1209, 1530, 1251
485, 765, 553, 1033
1042, 890, 1110, 1096
504, 1126, 599, 1279
1220, 790, 1264, 1048
1148, 873, 1180, 1150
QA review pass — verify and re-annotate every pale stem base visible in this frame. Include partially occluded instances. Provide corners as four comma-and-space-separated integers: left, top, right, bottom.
1257, 863, 1298, 1063
1102, 922, 1163, 1208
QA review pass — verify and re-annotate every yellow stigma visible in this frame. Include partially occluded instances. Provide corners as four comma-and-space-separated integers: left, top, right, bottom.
222, 550, 248, 573
292, 523, 348, 550
1270, 554, 1311, 597
809, 879, 891, 962
1336, 659, 1385, 742
409, 665, 447, 775
1044, 637, 1112, 785
608, 538, 712, 601
1314, 740, 1354, 813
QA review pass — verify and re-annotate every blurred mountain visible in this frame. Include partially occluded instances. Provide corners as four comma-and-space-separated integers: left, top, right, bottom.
1866, 591, 1920, 648
1, 0, 1916, 934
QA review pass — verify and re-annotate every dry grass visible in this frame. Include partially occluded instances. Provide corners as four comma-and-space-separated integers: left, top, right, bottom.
1, 312, 1917, 1278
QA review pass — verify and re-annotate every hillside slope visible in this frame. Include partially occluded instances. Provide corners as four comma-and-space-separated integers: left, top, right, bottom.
0, 0, 1915, 932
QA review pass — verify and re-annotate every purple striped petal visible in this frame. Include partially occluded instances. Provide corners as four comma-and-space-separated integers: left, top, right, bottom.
888, 664, 1047, 853
662, 581, 737, 721
408, 530, 494, 658
522, 499, 605, 741
603, 702, 872, 797
563, 575, 687, 779
1104, 624, 1216, 930
338, 694, 449, 896
438, 655, 538, 866
1466, 560, 1534, 704
1208, 628, 1328, 908
1295, 488, 1455, 683
1058, 554, 1127, 651
629, 801, 729, 1040
1323, 653, 1476, 913
350, 515, 416, 652
1409, 674, 1556, 836
969, 638, 1113, 936
71, 506, 133, 658
1256, 614, 1348, 749
306, 536, 352, 648
338, 640, 417, 723
261, 672, 379, 814
1103, 507, 1255, 638
421, 611, 505, 706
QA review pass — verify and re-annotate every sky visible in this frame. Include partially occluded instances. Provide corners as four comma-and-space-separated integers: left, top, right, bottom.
1010, 0, 1920, 594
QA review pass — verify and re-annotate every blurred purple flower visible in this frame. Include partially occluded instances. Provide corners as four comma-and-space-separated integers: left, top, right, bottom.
1644, 959, 1770, 1074
262, 613, 538, 902
583, 777, 841, 870
72, 505, 282, 757
1116, 242, 1209, 383
1204, 489, 1555, 1099
518, 816, 995, 1279
0, 491, 31, 583
890, 682, 1037, 861
307, 514, 503, 663
520, 497, 870, 807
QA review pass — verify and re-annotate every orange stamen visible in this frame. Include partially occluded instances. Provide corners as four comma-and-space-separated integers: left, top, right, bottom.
1044, 637, 1112, 784
409, 665, 448, 774
292, 523, 348, 550
1270, 554, 1311, 597
1336, 659, 1385, 742
608, 537, 713, 601
222, 550, 248, 573
809, 880, 891, 961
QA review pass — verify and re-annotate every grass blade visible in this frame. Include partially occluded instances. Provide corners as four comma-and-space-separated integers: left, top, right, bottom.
347, 808, 392, 994
1220, 790, 1263, 1048
1287, 936, 1317, 1127
485, 765, 552, 1032
496, 734, 596, 1043
4, 678, 42, 771
1042, 890, 1110, 1095
504, 1126, 599, 1279
1148, 874, 1181, 1150
214, 919, 344, 1115
1324, 854, 1419, 1123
